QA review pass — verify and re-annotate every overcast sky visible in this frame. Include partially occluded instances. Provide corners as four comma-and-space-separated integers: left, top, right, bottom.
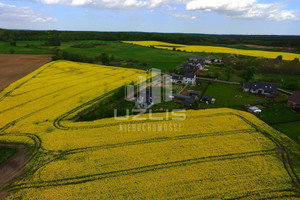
0, 0, 300, 35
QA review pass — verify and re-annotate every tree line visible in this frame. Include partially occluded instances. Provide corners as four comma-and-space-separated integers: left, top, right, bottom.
1, 29, 300, 50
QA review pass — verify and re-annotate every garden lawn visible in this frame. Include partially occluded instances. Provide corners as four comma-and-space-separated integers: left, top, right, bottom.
259, 103, 300, 124
201, 82, 268, 108
273, 121, 300, 144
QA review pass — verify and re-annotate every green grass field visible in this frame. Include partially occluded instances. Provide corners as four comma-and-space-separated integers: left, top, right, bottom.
58, 40, 216, 71
201, 82, 267, 108
259, 103, 300, 124
273, 122, 300, 144
0, 145, 18, 165
4, 40, 197, 71
0, 41, 51, 54
16, 40, 219, 72
200, 82, 287, 108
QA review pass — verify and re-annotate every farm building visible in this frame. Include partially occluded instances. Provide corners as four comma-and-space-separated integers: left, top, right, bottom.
183, 73, 196, 86
172, 93, 195, 106
243, 82, 277, 97
287, 91, 300, 112
189, 91, 199, 96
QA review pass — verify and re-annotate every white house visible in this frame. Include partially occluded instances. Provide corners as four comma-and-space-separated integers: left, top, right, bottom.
183, 73, 196, 86
213, 58, 222, 63
171, 75, 183, 83
196, 63, 204, 70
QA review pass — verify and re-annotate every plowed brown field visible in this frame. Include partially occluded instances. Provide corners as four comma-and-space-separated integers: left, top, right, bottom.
0, 54, 51, 90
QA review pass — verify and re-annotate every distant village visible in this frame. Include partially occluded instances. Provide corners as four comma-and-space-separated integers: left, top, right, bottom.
135, 55, 300, 116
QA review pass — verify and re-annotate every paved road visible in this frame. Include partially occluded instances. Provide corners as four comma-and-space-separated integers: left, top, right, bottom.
165, 73, 241, 85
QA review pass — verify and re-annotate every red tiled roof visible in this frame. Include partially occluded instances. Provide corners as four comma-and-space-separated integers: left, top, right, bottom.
288, 91, 300, 104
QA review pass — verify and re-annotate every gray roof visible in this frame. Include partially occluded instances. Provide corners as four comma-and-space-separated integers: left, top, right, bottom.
172, 75, 182, 80
189, 55, 205, 60
184, 73, 195, 78
172, 94, 191, 100
202, 96, 211, 101
189, 91, 199, 96
184, 98, 195, 105
244, 82, 277, 93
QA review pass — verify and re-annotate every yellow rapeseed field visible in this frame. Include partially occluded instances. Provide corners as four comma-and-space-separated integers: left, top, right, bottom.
0, 61, 299, 199
123, 41, 300, 60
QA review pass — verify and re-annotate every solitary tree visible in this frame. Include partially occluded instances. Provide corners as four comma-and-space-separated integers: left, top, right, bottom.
276, 55, 283, 60
242, 66, 256, 82
225, 66, 234, 81
101, 53, 109, 65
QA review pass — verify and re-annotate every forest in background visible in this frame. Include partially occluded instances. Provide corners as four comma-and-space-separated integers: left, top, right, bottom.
1, 29, 300, 51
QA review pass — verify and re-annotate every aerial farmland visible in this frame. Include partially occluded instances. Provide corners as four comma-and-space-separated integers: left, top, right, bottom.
1, 2, 300, 199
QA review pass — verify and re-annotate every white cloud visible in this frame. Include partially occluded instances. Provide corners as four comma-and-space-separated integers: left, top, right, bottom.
268, 10, 297, 21
185, 0, 298, 21
10, 0, 298, 21
172, 13, 196, 19
28, 0, 188, 9
0, 2, 58, 23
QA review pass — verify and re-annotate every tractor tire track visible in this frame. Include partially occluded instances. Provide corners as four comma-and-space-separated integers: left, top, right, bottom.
236, 114, 300, 191
11, 149, 275, 190
0, 73, 137, 133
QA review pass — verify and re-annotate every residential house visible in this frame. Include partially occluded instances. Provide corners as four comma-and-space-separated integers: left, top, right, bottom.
135, 89, 153, 109
182, 64, 198, 72
243, 82, 277, 97
205, 56, 214, 64
186, 60, 205, 71
287, 91, 300, 112
189, 55, 205, 62
183, 73, 196, 86
195, 61, 205, 70
171, 75, 183, 83
213, 58, 222, 63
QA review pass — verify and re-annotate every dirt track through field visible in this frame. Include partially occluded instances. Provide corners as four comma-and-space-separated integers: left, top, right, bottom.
0, 54, 52, 90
